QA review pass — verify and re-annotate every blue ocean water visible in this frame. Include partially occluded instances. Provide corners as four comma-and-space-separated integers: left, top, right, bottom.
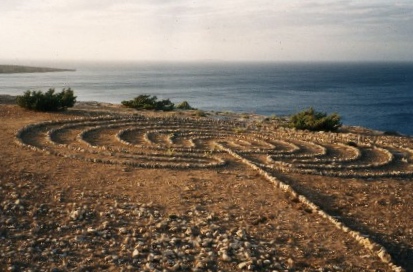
1, 61, 413, 135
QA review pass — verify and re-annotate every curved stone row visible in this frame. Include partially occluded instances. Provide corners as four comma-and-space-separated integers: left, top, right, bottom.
272, 146, 394, 170
223, 135, 299, 155
268, 139, 327, 159
271, 127, 413, 157
16, 116, 234, 169
141, 129, 229, 149
17, 132, 226, 169
296, 143, 362, 163
264, 146, 413, 178
215, 142, 404, 272
256, 135, 412, 178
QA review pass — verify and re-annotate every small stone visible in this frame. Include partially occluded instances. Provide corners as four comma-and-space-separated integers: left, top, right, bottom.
8, 265, 18, 272
244, 251, 253, 260
164, 249, 174, 257
147, 253, 154, 261
221, 253, 231, 262
238, 261, 251, 269
87, 227, 96, 233
169, 262, 181, 271
132, 249, 139, 258
195, 260, 205, 269
69, 210, 81, 220
378, 249, 392, 263
118, 227, 127, 234
236, 229, 246, 239
230, 242, 240, 250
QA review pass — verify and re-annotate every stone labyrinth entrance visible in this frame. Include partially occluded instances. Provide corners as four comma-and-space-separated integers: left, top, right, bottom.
15, 114, 412, 270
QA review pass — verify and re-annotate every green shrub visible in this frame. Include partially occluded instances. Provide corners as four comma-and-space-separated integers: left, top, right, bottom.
16, 88, 76, 111
289, 107, 342, 132
155, 98, 174, 111
122, 95, 174, 111
176, 101, 195, 110
383, 130, 401, 136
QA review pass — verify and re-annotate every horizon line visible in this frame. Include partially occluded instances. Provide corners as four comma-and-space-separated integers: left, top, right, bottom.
2, 59, 413, 65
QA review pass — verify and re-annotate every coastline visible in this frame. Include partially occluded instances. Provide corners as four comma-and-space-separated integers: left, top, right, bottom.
0, 64, 75, 74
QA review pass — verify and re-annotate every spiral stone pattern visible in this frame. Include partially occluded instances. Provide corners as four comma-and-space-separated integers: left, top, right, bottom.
15, 115, 413, 179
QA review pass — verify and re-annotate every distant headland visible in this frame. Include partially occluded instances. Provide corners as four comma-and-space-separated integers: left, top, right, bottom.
0, 65, 75, 74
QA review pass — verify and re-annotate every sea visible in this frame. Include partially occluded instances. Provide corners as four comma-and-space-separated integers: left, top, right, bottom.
1, 61, 413, 135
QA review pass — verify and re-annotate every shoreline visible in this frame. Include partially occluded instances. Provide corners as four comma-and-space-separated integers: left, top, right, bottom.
0, 64, 75, 74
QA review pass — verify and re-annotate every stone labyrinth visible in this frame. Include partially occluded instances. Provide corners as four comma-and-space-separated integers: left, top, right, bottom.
15, 114, 413, 178
15, 114, 413, 270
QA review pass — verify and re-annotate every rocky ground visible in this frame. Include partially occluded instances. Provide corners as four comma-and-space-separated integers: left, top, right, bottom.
1, 98, 413, 271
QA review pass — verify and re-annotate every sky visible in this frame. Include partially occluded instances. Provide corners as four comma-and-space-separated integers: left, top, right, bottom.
1, 0, 412, 63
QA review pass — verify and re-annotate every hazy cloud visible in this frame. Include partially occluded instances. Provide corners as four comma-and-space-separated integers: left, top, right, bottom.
0, 0, 412, 62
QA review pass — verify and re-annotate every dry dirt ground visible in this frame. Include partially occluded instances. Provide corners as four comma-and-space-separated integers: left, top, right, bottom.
1, 97, 413, 271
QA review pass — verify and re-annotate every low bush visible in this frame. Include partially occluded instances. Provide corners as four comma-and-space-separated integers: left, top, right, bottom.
383, 130, 401, 136
176, 101, 195, 110
16, 88, 76, 111
289, 107, 342, 132
121, 95, 174, 111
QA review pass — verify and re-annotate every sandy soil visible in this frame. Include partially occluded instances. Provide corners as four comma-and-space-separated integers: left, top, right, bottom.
1, 98, 413, 271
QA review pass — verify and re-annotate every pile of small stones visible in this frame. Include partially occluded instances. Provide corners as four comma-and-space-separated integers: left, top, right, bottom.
0, 174, 287, 271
